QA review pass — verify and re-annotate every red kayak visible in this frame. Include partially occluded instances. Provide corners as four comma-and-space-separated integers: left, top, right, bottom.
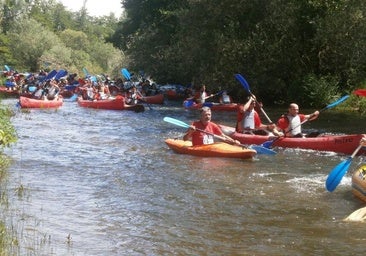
77, 95, 144, 112
141, 93, 164, 104
19, 96, 63, 109
353, 89, 366, 97
183, 99, 239, 112
220, 125, 366, 155
0, 86, 19, 97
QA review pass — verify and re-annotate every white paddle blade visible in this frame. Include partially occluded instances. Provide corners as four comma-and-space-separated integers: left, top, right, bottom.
344, 206, 366, 222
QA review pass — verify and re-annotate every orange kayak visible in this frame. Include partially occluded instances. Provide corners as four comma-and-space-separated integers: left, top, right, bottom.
165, 139, 256, 159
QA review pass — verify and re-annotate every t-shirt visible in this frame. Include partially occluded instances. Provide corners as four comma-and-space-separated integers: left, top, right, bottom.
191, 121, 223, 146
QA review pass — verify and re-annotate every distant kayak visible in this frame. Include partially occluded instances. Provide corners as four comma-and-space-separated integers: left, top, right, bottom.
165, 138, 256, 159
77, 95, 144, 112
141, 93, 164, 104
19, 96, 63, 109
183, 99, 239, 112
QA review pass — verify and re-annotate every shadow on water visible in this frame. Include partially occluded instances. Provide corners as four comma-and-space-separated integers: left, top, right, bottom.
0, 98, 366, 255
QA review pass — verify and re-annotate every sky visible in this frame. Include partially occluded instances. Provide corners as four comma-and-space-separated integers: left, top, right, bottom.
57, 0, 123, 17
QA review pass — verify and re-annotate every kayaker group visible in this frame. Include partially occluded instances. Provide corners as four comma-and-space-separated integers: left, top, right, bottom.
182, 89, 320, 147
2, 68, 160, 107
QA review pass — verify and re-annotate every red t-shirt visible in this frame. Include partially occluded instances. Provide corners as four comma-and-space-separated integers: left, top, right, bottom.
191, 121, 223, 146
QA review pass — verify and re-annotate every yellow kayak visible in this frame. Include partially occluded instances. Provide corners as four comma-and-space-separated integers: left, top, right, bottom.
352, 164, 366, 202
165, 139, 256, 159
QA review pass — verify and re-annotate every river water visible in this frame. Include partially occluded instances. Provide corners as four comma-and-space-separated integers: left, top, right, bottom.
1, 97, 366, 255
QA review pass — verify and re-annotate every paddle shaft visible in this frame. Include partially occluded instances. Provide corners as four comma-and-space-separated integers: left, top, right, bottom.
194, 127, 246, 148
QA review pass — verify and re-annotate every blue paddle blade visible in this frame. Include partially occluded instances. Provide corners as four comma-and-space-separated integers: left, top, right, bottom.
28, 86, 36, 92
234, 74, 250, 93
40, 69, 57, 82
163, 117, 190, 129
261, 140, 275, 149
121, 68, 131, 80
183, 99, 194, 108
55, 70, 68, 80
323, 95, 350, 111
325, 158, 352, 192
82, 67, 89, 77
250, 145, 276, 155
4, 65, 10, 71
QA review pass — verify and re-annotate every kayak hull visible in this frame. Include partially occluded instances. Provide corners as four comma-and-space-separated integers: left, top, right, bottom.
0, 86, 19, 97
220, 125, 366, 155
142, 94, 164, 104
165, 139, 256, 159
352, 164, 366, 202
183, 100, 239, 112
77, 95, 144, 112
19, 96, 63, 109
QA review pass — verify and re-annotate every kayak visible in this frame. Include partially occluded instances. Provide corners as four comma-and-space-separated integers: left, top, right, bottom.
141, 93, 164, 104
183, 99, 239, 112
0, 86, 19, 97
220, 125, 366, 155
77, 95, 144, 112
19, 96, 63, 109
352, 164, 366, 202
165, 138, 256, 159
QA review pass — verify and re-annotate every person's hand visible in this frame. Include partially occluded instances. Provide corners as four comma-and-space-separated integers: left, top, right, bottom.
267, 124, 276, 130
360, 137, 366, 147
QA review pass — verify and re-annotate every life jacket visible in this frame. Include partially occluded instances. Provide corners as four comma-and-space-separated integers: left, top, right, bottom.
278, 114, 304, 137
221, 94, 231, 104
242, 110, 256, 130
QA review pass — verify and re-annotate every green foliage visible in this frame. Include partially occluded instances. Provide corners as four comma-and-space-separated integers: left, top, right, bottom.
0, 0, 125, 75
0, 106, 17, 148
114, 0, 366, 106
286, 74, 341, 107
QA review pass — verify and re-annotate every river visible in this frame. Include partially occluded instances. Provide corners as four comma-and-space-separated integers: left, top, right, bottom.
1, 97, 366, 255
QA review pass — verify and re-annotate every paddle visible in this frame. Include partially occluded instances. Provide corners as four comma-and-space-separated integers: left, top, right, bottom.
55, 69, 68, 81
353, 89, 366, 97
82, 67, 89, 77
234, 73, 273, 123
325, 144, 363, 192
163, 117, 276, 155
121, 68, 153, 110
121, 68, 131, 80
39, 69, 57, 82
261, 95, 350, 149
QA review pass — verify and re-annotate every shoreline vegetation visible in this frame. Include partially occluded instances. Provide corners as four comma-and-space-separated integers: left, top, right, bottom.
0, 97, 17, 254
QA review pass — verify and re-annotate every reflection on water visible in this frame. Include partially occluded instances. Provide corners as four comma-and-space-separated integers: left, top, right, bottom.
1, 98, 366, 255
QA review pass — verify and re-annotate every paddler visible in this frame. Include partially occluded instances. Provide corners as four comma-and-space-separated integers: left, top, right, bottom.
183, 106, 240, 146
277, 103, 319, 137
236, 96, 282, 136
